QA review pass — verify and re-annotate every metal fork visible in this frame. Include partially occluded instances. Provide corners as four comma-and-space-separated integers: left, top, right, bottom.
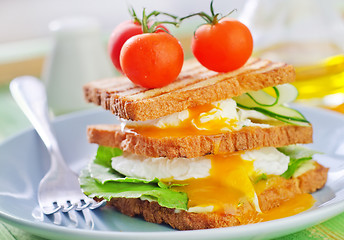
10, 76, 106, 228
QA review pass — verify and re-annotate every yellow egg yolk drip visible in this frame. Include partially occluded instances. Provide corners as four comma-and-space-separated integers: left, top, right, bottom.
258, 194, 315, 222
172, 153, 315, 221
123, 103, 238, 138
173, 153, 257, 213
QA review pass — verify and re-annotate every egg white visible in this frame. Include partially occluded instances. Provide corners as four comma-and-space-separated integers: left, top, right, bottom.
111, 147, 290, 181
111, 153, 211, 181
122, 99, 274, 130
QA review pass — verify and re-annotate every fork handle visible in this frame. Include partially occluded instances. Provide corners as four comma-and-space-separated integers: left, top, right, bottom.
10, 76, 67, 169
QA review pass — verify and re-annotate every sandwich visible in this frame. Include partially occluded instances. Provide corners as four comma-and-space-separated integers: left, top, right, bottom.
79, 57, 328, 230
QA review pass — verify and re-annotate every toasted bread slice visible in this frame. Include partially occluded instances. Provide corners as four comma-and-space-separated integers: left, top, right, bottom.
84, 58, 296, 121
87, 124, 312, 158
99, 162, 328, 230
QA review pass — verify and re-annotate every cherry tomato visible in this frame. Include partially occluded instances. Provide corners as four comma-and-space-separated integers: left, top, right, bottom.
108, 20, 169, 73
120, 32, 184, 88
192, 18, 253, 72
108, 20, 142, 73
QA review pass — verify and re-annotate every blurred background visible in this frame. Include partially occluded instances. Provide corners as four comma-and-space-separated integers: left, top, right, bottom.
1, 0, 344, 142
0, 0, 245, 83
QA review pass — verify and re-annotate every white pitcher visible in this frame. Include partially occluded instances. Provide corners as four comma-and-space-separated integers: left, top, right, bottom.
42, 17, 115, 116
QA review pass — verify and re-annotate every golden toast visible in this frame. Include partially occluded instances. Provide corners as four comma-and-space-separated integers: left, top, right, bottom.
87, 124, 313, 158
84, 58, 295, 121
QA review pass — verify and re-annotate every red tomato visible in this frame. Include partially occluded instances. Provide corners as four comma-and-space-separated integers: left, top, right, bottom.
108, 20, 169, 73
120, 32, 184, 88
108, 20, 142, 73
192, 18, 253, 72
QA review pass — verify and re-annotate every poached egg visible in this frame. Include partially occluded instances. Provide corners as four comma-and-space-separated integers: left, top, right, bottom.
121, 99, 273, 138
111, 147, 291, 213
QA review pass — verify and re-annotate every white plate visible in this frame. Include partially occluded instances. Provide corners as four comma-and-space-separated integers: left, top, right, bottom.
1, 105, 344, 240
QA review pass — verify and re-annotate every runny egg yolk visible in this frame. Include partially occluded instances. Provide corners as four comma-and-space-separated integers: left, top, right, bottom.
172, 153, 315, 221
124, 103, 238, 138
173, 153, 257, 213
258, 193, 315, 222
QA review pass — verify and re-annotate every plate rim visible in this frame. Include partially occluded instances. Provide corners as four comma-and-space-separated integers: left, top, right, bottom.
0, 199, 344, 240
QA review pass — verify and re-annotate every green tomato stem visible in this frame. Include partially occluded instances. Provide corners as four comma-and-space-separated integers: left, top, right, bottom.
128, 6, 180, 33
180, 12, 213, 24
223, 9, 237, 18
179, 0, 236, 25
141, 8, 149, 33
210, 0, 215, 17
128, 6, 142, 25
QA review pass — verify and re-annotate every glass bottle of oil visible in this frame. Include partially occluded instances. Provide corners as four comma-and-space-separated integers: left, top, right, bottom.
239, 0, 344, 101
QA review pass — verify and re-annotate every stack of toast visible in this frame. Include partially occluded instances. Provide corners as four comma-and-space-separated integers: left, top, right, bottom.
80, 58, 328, 230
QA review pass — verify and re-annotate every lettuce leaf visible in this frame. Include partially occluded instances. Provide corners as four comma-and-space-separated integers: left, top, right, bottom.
79, 146, 188, 210
278, 145, 320, 179
79, 168, 188, 210
94, 146, 123, 168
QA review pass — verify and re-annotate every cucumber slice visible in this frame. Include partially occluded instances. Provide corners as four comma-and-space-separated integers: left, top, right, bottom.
234, 83, 308, 124
275, 84, 298, 105
246, 87, 279, 107
275, 117, 310, 126
245, 84, 298, 107
234, 92, 265, 107
237, 103, 309, 123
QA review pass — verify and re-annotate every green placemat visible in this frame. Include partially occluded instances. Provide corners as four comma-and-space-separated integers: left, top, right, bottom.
1, 213, 344, 239
0, 84, 30, 141
0, 222, 46, 240
279, 212, 344, 239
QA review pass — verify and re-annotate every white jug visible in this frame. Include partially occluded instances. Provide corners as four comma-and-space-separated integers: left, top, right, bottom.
42, 17, 115, 115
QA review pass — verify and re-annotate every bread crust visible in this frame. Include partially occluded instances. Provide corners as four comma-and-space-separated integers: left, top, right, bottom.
101, 162, 328, 230
87, 124, 313, 158
84, 58, 296, 121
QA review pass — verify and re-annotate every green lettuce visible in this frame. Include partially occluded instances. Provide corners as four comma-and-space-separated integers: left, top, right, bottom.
79, 168, 188, 210
79, 146, 188, 210
94, 145, 123, 168
278, 145, 320, 179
